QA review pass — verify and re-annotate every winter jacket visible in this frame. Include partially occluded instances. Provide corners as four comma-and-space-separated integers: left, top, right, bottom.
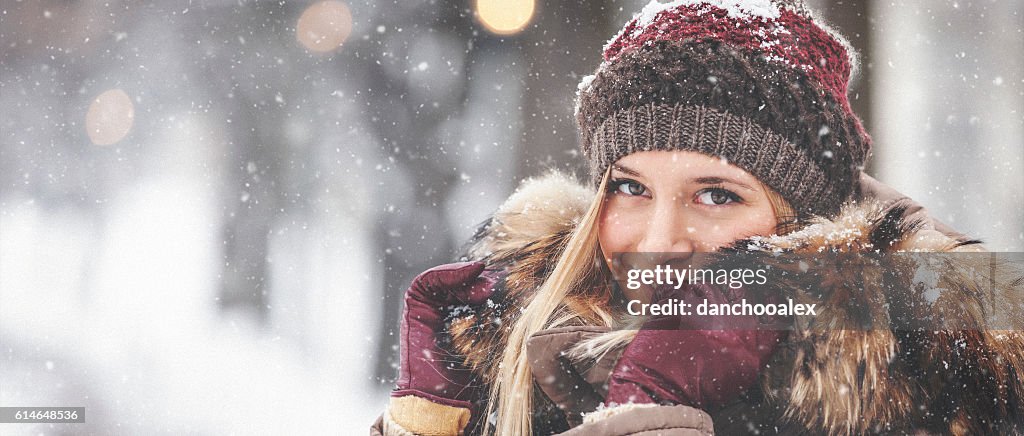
372, 171, 1024, 436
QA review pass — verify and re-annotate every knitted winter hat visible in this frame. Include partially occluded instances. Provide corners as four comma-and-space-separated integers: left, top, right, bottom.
575, 0, 871, 217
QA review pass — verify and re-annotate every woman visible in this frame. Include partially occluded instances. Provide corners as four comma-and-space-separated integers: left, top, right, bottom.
372, 1, 1024, 434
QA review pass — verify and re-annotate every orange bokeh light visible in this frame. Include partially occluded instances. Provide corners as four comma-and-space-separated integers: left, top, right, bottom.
297, 1, 353, 53
475, 0, 535, 36
86, 89, 135, 146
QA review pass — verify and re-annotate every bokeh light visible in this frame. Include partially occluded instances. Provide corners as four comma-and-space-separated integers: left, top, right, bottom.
85, 89, 135, 146
296, 1, 353, 53
475, 0, 535, 36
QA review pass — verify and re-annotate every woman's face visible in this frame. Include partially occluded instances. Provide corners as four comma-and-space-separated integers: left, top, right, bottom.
598, 151, 778, 286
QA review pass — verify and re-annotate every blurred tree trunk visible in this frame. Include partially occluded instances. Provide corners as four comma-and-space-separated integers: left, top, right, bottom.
206, 1, 298, 322
217, 90, 282, 321
518, 0, 611, 180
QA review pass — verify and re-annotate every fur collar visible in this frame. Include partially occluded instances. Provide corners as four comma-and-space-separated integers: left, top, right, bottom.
448, 171, 1024, 435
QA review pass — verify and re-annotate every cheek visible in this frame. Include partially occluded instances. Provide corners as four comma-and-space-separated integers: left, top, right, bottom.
598, 202, 643, 261
692, 207, 777, 249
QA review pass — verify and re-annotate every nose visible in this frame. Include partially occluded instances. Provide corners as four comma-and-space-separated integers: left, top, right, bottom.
635, 198, 696, 256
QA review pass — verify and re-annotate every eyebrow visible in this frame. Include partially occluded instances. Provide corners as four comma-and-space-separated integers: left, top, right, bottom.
611, 164, 641, 177
611, 164, 757, 192
692, 176, 757, 192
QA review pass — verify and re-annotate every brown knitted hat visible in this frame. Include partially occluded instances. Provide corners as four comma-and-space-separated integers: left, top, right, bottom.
575, 0, 872, 217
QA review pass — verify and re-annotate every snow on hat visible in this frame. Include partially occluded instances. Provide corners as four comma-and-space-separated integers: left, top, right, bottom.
575, 0, 871, 217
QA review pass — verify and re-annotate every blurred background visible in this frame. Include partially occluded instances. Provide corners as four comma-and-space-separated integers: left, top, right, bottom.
0, 0, 1021, 434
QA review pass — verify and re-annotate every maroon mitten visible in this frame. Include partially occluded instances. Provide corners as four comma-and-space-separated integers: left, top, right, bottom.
392, 261, 497, 410
606, 282, 785, 410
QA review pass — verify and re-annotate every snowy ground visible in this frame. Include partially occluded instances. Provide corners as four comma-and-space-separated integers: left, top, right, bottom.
0, 178, 388, 435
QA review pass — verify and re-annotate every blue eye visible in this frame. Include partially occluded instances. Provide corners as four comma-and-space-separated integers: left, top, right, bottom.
610, 179, 647, 196
696, 187, 742, 206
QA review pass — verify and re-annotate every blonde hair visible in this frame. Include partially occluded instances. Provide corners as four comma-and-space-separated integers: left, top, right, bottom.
483, 167, 619, 435
483, 168, 798, 435
762, 182, 800, 235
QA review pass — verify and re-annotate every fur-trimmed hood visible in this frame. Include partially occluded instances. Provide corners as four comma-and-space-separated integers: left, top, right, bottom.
447, 171, 1024, 435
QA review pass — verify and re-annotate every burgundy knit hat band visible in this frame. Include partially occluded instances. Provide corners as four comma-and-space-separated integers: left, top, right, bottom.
590, 103, 841, 216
